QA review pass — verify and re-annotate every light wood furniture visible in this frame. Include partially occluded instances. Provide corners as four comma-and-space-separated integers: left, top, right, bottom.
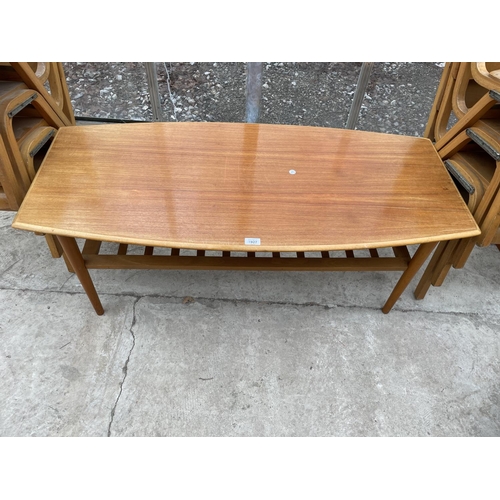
19, 126, 57, 180
415, 63, 500, 298
8, 63, 75, 126
0, 63, 72, 257
12, 123, 480, 315
424, 61, 500, 150
471, 63, 500, 91
0, 88, 65, 195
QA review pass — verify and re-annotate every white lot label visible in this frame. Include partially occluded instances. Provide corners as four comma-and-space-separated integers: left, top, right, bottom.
245, 238, 261, 245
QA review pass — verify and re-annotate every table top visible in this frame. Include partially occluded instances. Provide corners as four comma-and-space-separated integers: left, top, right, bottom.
13, 122, 480, 252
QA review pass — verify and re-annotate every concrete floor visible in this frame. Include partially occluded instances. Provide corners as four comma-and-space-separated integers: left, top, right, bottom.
1, 205, 499, 436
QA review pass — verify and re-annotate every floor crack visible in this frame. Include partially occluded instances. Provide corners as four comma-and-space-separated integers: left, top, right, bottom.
0, 258, 21, 280
0, 284, 497, 319
107, 296, 140, 437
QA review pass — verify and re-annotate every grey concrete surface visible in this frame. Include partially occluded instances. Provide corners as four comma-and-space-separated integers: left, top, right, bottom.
1, 209, 499, 436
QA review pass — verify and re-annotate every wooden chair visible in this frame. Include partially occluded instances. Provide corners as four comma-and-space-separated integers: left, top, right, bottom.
0, 63, 74, 259
451, 63, 499, 119
8, 62, 75, 126
438, 112, 500, 157
471, 63, 500, 91
0, 88, 65, 195
415, 118, 500, 298
0, 88, 65, 256
18, 125, 63, 257
19, 126, 56, 180
425, 62, 500, 149
443, 140, 500, 270
444, 151, 489, 213
0, 62, 49, 82
416, 67, 500, 299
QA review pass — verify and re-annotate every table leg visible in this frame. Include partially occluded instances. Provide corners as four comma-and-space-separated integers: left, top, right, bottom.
56, 235, 104, 315
413, 240, 449, 300
382, 242, 437, 314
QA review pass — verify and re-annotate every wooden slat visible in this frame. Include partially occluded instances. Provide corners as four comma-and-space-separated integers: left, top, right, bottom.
345, 250, 355, 258
82, 239, 102, 255
369, 248, 379, 258
392, 246, 411, 261
118, 243, 128, 255
83, 254, 410, 272
144, 246, 154, 255
321, 251, 329, 258
171, 248, 180, 256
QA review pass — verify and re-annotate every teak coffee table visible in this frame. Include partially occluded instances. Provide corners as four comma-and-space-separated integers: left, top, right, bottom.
12, 122, 480, 315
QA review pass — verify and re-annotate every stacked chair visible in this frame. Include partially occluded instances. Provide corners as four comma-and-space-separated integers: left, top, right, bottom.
0, 62, 75, 257
415, 62, 500, 299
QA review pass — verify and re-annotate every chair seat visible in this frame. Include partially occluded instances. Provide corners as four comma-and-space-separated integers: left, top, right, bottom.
19, 126, 56, 179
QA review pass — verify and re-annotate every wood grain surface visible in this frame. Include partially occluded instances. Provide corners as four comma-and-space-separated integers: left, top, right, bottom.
13, 122, 480, 251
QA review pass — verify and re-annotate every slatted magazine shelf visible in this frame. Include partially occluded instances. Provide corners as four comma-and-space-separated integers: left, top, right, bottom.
76, 240, 413, 272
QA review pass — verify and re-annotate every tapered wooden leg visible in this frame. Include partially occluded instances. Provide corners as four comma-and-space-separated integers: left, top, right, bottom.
382, 242, 437, 314
431, 239, 460, 287
414, 241, 448, 300
43, 234, 63, 258
453, 237, 476, 269
56, 235, 104, 315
